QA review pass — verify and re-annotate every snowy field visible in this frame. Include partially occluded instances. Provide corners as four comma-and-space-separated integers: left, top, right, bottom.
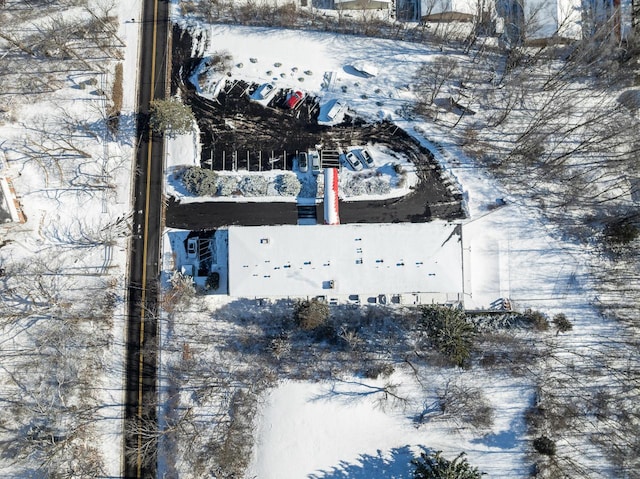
0, 0, 634, 476
159, 8, 640, 479
0, 0, 143, 475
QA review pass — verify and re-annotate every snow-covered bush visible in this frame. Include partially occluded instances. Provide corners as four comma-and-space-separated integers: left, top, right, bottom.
603, 218, 639, 246
238, 175, 269, 196
552, 313, 573, 335
269, 335, 291, 360
164, 271, 196, 312
208, 50, 233, 72
340, 172, 391, 197
182, 166, 218, 196
217, 175, 238, 196
367, 176, 391, 195
276, 174, 301, 196
533, 435, 557, 456
437, 382, 494, 429
520, 309, 549, 332
363, 362, 395, 379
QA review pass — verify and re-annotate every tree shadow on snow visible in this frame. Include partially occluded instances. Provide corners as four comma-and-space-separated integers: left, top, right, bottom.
470, 417, 524, 450
308, 445, 426, 479
310, 378, 401, 405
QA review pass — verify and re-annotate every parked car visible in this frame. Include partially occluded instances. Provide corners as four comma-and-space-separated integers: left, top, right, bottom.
186, 238, 198, 259
255, 83, 275, 100
298, 152, 308, 173
285, 90, 305, 109
326, 100, 345, 120
206, 271, 220, 290
310, 150, 321, 174
343, 151, 363, 171
358, 148, 374, 168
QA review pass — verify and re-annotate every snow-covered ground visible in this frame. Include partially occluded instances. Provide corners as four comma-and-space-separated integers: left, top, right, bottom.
156, 11, 640, 478
187, 23, 445, 125
0, 1, 143, 475
248, 373, 531, 478
0, 0, 631, 475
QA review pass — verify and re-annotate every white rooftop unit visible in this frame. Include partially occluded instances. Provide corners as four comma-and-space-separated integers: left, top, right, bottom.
227, 222, 464, 300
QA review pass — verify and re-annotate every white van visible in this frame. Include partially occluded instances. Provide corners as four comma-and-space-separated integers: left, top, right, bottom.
326, 100, 345, 120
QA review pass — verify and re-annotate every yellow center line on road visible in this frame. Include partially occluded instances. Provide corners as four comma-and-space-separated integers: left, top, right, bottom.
136, 0, 160, 476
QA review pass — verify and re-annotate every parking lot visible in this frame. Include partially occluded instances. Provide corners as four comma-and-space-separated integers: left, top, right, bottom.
168, 27, 465, 229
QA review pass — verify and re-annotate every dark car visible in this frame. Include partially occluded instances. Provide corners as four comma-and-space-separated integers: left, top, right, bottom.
298, 152, 308, 173
206, 272, 220, 290
358, 148, 374, 168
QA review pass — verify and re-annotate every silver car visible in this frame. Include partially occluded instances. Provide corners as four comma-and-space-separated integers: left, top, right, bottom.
326, 100, 345, 120
310, 150, 321, 174
255, 82, 275, 100
344, 151, 363, 171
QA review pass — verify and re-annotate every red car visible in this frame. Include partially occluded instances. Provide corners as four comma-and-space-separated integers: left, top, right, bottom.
285, 91, 305, 109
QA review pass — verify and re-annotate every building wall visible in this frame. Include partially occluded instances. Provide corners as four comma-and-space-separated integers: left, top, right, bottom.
495, 0, 632, 41
420, 0, 479, 18
334, 0, 392, 9
523, 0, 582, 39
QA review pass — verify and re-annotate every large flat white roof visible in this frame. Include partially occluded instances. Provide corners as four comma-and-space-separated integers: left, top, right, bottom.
228, 222, 463, 298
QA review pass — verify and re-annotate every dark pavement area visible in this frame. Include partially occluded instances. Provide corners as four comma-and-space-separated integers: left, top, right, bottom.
124, 0, 169, 477
168, 27, 466, 230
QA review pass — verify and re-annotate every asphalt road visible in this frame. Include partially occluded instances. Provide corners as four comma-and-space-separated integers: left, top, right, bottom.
166, 197, 300, 228
124, 0, 169, 477
165, 176, 464, 230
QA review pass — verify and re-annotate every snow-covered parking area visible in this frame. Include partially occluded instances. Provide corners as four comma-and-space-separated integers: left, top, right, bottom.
165, 133, 420, 203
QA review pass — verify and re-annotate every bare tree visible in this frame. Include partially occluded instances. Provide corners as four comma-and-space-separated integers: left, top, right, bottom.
414, 57, 460, 107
